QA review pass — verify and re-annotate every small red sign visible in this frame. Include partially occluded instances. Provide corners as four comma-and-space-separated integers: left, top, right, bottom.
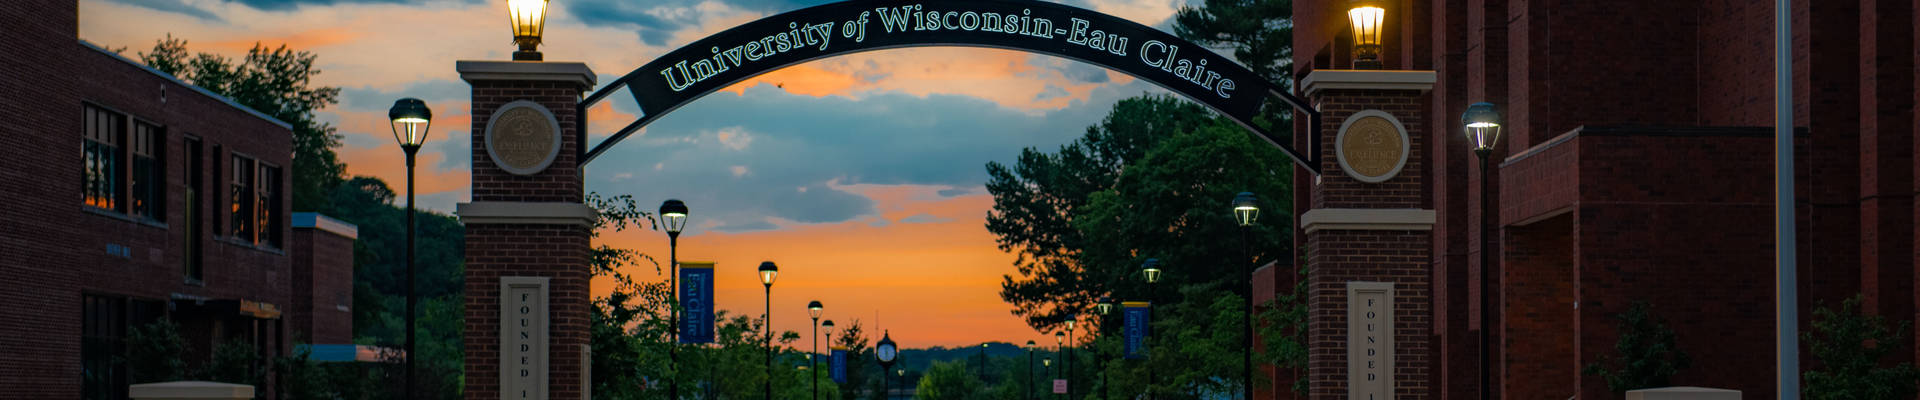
1053, 379, 1068, 394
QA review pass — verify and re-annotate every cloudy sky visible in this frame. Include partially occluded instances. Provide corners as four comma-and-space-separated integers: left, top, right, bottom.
79, 0, 1193, 347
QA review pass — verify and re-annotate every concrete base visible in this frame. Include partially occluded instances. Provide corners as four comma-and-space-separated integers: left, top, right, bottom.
129, 381, 254, 400
1625, 386, 1741, 400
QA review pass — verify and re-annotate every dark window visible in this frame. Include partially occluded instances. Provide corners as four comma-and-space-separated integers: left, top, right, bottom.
83, 105, 124, 212
184, 138, 204, 282
129, 121, 164, 221
257, 164, 282, 248
230, 155, 254, 243
82, 296, 163, 400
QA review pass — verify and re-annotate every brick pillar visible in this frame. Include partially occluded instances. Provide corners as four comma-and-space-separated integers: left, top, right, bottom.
456, 60, 597, 400
1298, 70, 1436, 400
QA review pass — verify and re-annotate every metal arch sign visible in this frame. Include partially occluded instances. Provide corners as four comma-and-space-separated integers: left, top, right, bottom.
580, 0, 1321, 172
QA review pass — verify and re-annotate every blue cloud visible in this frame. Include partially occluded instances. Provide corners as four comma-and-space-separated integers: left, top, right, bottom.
897, 213, 952, 224
562, 0, 838, 46
105, 0, 222, 20
582, 75, 1167, 233
338, 79, 471, 113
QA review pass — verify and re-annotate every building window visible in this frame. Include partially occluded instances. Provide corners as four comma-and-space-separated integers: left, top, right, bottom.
230, 155, 254, 243
83, 105, 124, 212
130, 121, 164, 221
257, 164, 282, 248
184, 138, 205, 282
82, 295, 162, 400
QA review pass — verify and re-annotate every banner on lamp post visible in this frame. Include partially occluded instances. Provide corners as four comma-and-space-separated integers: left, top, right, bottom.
1123, 301, 1150, 359
679, 261, 716, 343
831, 346, 848, 384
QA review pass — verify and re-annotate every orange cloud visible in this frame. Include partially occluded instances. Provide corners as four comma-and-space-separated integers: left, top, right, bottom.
203, 27, 361, 54
590, 184, 1043, 347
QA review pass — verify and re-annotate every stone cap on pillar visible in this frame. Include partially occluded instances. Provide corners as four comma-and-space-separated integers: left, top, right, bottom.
457, 201, 598, 227
129, 381, 254, 400
1300, 70, 1436, 97
457, 60, 597, 90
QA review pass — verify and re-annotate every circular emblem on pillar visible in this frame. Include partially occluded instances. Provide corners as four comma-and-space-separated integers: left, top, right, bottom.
485, 100, 563, 176
1335, 110, 1411, 183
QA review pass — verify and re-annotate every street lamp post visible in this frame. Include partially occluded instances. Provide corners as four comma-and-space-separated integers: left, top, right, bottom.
1096, 298, 1113, 400
1042, 356, 1053, 398
659, 199, 688, 399
1232, 192, 1260, 400
387, 98, 431, 398
1141, 259, 1161, 400
1064, 316, 1077, 400
1026, 340, 1037, 400
809, 300, 824, 400
979, 343, 989, 380
759, 262, 780, 400
1462, 102, 1502, 400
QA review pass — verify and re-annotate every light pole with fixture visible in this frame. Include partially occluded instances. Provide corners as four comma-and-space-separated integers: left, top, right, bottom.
979, 342, 989, 380
388, 98, 431, 397
809, 300, 823, 400
1096, 297, 1113, 400
1140, 258, 1161, 400
1462, 102, 1502, 400
1025, 340, 1037, 400
1232, 191, 1259, 400
659, 199, 688, 399
1063, 316, 1077, 400
759, 261, 779, 400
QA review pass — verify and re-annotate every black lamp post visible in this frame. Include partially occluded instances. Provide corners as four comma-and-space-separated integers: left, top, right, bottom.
1095, 297, 1113, 400
877, 331, 899, 400
1140, 258, 1161, 400
387, 98, 431, 397
1462, 102, 1503, 400
1025, 340, 1037, 400
979, 342, 989, 380
759, 261, 779, 400
1042, 356, 1053, 398
822, 319, 835, 347
659, 199, 688, 399
1063, 316, 1077, 400
1232, 191, 1259, 400
809, 300, 824, 400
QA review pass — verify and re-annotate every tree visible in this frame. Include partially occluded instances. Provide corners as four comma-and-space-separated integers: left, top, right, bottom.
1583, 302, 1690, 393
122, 319, 190, 384
1173, 0, 1293, 83
989, 95, 1225, 331
137, 34, 346, 212
1803, 295, 1920, 400
917, 360, 986, 400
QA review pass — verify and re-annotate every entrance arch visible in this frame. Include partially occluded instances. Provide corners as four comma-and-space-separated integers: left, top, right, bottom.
576, 0, 1321, 172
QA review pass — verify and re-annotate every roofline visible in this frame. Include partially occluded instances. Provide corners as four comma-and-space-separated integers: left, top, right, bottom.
293, 212, 360, 239
77, 39, 295, 130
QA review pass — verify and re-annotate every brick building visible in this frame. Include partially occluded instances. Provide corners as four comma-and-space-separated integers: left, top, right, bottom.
0, 1, 358, 399
1257, 0, 1920, 399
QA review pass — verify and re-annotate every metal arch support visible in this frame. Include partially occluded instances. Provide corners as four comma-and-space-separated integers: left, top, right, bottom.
577, 0, 1322, 173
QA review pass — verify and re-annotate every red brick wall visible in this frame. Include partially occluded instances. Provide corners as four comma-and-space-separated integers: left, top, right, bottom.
464, 77, 592, 400
0, 1, 84, 397
291, 225, 355, 344
1499, 214, 1573, 400
1304, 86, 1433, 400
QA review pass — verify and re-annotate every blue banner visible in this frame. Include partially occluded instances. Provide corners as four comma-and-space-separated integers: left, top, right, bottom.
679, 262, 716, 343
1123, 302, 1150, 359
830, 347, 848, 384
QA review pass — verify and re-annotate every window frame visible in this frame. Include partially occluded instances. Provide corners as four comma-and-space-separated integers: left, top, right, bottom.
82, 104, 127, 213
229, 153, 256, 244
128, 118, 165, 222
255, 162, 283, 249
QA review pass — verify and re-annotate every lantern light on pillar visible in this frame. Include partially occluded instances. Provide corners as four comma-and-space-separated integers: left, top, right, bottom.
1347, 0, 1385, 69
508, 0, 549, 61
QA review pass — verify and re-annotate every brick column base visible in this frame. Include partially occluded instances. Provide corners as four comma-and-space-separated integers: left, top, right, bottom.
456, 60, 597, 400
1299, 70, 1436, 400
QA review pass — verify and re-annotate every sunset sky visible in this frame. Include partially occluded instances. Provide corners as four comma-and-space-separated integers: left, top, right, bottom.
77, 0, 1193, 348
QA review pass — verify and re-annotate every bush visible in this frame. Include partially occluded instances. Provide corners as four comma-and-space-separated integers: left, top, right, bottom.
1803, 295, 1920, 400
122, 320, 190, 383
1583, 301, 1690, 392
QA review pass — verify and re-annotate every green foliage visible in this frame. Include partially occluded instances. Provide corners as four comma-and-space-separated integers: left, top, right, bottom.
1173, 0, 1293, 82
1256, 265, 1308, 395
202, 340, 263, 386
137, 34, 346, 212
1803, 295, 1920, 400
989, 94, 1290, 333
917, 360, 986, 400
1583, 302, 1690, 393
123, 319, 190, 383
